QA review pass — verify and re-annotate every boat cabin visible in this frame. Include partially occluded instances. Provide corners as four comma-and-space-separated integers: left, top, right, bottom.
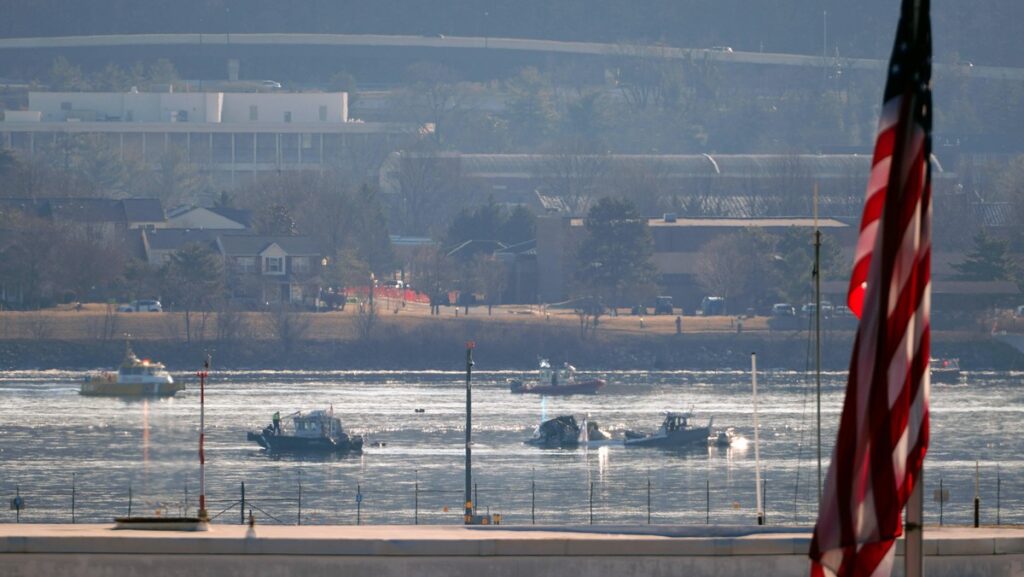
538, 358, 577, 386
290, 410, 344, 438
661, 412, 693, 432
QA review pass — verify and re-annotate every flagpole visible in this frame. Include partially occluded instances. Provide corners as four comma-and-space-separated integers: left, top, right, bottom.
904, 0, 927, 574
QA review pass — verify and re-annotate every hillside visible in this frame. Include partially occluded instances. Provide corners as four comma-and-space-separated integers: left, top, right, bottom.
1, 0, 1021, 66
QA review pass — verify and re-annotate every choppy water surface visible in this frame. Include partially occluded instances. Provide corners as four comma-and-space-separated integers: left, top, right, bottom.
0, 368, 1020, 526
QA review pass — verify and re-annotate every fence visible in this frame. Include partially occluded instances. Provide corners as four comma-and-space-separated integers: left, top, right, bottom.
3, 466, 1016, 527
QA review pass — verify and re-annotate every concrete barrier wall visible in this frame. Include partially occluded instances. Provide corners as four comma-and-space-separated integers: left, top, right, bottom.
1, 525, 1022, 577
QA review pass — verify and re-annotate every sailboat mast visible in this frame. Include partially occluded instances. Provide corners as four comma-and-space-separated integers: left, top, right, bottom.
814, 184, 823, 502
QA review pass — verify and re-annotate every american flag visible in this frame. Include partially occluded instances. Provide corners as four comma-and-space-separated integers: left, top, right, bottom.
810, 0, 932, 575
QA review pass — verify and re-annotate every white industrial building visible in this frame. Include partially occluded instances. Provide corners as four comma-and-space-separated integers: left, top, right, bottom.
1, 90, 416, 186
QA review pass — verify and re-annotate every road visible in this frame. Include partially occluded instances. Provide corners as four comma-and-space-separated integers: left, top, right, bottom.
0, 33, 1018, 81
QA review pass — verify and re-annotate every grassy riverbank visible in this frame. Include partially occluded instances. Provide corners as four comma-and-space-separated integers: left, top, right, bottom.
0, 304, 1018, 370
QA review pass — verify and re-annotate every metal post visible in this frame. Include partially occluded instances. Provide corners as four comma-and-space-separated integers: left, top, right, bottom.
589, 482, 594, 525
813, 189, 823, 503
184, 481, 188, 517
414, 471, 419, 525
474, 482, 478, 516
531, 475, 536, 525
905, 478, 924, 577
997, 465, 1001, 525
752, 353, 764, 525
706, 479, 710, 524
128, 482, 133, 519
974, 460, 980, 528
356, 483, 362, 526
241, 482, 246, 525
71, 473, 76, 524
464, 341, 475, 524
197, 356, 210, 521
761, 477, 767, 525
647, 477, 651, 524
297, 470, 302, 526
939, 476, 944, 526
15, 485, 20, 523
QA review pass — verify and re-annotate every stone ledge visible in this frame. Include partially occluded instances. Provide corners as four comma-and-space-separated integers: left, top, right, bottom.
0, 524, 1021, 558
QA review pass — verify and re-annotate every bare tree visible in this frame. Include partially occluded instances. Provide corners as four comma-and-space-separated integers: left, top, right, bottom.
614, 158, 670, 216
538, 142, 610, 216
474, 254, 508, 316
354, 297, 378, 341
265, 304, 311, 353
393, 149, 466, 236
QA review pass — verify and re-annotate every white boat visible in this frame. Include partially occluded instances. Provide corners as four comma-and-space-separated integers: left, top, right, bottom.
509, 359, 606, 395
624, 411, 712, 448
80, 342, 182, 397
929, 357, 961, 381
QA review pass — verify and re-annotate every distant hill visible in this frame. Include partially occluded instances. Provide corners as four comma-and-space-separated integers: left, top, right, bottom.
2, 0, 1021, 67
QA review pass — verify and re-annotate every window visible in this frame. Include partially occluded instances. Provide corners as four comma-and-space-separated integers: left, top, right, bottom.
283, 111, 292, 123
60, 102, 72, 111
291, 256, 310, 274
249, 105, 258, 121
318, 105, 327, 121
264, 256, 283, 274
235, 256, 256, 273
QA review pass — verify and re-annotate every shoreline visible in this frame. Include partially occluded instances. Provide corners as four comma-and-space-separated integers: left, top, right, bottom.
5, 326, 1021, 371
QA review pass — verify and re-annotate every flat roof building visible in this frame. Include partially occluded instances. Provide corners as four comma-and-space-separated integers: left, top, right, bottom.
2, 90, 418, 189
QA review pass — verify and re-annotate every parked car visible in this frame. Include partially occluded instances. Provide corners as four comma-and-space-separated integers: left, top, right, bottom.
260, 80, 282, 89
700, 296, 726, 316
771, 303, 796, 317
118, 299, 162, 312
381, 280, 404, 289
654, 296, 674, 315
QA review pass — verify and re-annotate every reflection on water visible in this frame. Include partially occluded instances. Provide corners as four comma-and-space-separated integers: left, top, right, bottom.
0, 369, 1021, 526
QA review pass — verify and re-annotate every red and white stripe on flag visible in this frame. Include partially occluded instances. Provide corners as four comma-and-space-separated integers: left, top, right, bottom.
810, 0, 932, 576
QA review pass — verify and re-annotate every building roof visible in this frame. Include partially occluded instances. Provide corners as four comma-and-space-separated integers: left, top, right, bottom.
217, 235, 320, 256
569, 216, 849, 229
121, 198, 166, 222
0, 197, 165, 224
143, 228, 233, 251
208, 206, 252, 228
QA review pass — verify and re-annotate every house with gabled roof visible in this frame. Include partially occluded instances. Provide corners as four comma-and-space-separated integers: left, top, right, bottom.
215, 235, 323, 306
166, 205, 252, 230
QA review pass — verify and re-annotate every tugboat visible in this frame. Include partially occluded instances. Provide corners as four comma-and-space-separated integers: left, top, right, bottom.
80, 341, 182, 397
509, 359, 605, 395
624, 411, 712, 449
248, 408, 363, 454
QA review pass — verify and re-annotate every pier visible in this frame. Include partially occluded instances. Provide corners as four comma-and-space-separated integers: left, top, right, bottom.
1, 524, 1021, 577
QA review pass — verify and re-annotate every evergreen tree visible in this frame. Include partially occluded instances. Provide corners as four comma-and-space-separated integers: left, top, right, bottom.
952, 231, 1015, 281
573, 197, 657, 309
162, 243, 224, 343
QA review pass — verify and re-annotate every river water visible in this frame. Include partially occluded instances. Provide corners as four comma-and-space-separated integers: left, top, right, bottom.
0, 367, 1020, 526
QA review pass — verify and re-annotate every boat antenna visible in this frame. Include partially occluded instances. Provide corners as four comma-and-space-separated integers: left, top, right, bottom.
752, 352, 763, 525
813, 181, 823, 503
197, 352, 211, 521
464, 341, 475, 524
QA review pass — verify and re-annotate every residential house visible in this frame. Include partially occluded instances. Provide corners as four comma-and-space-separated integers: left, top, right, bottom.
216, 235, 322, 306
